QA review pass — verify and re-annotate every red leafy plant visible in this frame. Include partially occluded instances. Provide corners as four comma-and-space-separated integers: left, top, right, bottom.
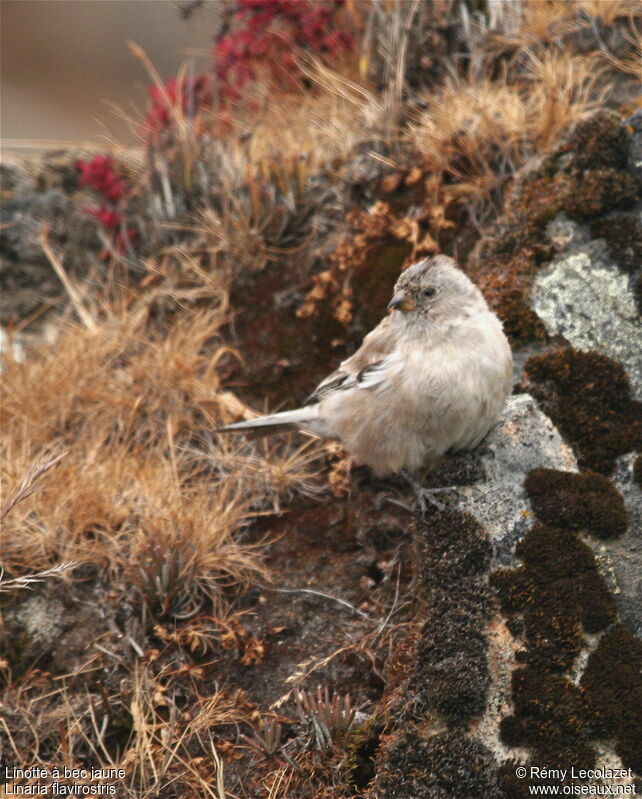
215, 0, 355, 100
145, 0, 356, 137
76, 155, 138, 258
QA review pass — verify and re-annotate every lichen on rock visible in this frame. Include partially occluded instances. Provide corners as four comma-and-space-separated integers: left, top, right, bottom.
470, 111, 641, 347
532, 251, 642, 399
458, 394, 577, 566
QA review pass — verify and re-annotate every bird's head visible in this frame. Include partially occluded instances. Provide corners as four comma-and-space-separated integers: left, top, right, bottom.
387, 255, 486, 324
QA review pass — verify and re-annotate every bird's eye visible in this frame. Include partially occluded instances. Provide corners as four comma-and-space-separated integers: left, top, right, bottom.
423, 287, 436, 297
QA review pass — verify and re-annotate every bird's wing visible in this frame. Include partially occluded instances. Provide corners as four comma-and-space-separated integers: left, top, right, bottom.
306, 315, 397, 404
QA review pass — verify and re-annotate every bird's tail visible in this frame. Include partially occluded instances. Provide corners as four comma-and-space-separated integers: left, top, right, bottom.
217, 407, 315, 434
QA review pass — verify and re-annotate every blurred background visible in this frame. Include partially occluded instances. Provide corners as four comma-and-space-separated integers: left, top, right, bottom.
1, 0, 217, 151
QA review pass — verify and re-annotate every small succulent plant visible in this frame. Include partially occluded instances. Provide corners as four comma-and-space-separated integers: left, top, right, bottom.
240, 717, 284, 757
133, 532, 204, 620
295, 686, 356, 751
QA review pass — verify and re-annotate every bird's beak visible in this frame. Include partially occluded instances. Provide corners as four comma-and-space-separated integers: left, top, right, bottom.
387, 290, 416, 312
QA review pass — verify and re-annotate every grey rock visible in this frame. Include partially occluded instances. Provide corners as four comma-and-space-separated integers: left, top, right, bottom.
3, 588, 107, 675
450, 115, 642, 782
458, 395, 639, 630
459, 393, 577, 567
453, 397, 639, 772
603, 453, 642, 637
532, 222, 642, 399
8, 595, 67, 651
454, 394, 578, 763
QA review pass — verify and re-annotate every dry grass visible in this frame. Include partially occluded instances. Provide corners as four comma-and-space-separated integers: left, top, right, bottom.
127, 38, 385, 229
1, 45, 347, 794
225, 77, 384, 172
601, 20, 642, 79
0, 663, 255, 798
409, 0, 640, 214
0, 285, 325, 584
410, 49, 605, 211
0, 257, 327, 793
481, 0, 639, 52
577, 0, 641, 25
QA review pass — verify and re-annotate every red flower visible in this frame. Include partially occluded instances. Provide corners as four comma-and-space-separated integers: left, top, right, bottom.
76, 156, 138, 258
213, 0, 354, 103
84, 206, 121, 231
141, 3, 356, 141
76, 155, 128, 203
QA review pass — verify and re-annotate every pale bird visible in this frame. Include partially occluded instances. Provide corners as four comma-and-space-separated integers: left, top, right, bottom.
219, 255, 513, 480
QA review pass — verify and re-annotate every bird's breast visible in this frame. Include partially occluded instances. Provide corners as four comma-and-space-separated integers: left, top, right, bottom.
396, 319, 512, 420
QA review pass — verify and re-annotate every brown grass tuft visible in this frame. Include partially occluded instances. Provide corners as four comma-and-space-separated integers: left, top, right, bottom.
410, 51, 604, 212
1, 285, 324, 584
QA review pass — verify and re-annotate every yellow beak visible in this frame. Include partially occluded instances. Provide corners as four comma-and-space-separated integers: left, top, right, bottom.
387, 290, 416, 312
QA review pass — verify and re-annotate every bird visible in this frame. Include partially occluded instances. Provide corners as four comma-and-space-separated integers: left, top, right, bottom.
218, 255, 513, 481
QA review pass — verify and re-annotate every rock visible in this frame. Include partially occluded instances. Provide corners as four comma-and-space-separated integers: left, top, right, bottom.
459, 394, 577, 567
532, 226, 642, 400
606, 454, 642, 637
465, 399, 639, 781
6, 594, 68, 665
469, 111, 641, 346
373, 391, 641, 793
449, 116, 642, 786
0, 154, 96, 322
3, 590, 106, 675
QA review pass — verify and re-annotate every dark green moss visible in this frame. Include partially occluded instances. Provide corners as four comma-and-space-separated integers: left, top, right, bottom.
374, 729, 502, 799
559, 111, 629, 171
396, 507, 494, 726
344, 718, 382, 792
498, 759, 580, 799
563, 169, 639, 220
512, 177, 573, 235
525, 348, 642, 475
500, 668, 595, 770
492, 524, 617, 670
426, 579, 492, 629
414, 506, 492, 586
580, 624, 642, 774
491, 563, 532, 614
590, 213, 642, 274
525, 468, 628, 539
494, 283, 549, 344
522, 600, 583, 670
493, 341, 641, 778
425, 449, 485, 487
412, 579, 492, 724
518, 525, 617, 634
505, 615, 524, 638
497, 760, 536, 799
